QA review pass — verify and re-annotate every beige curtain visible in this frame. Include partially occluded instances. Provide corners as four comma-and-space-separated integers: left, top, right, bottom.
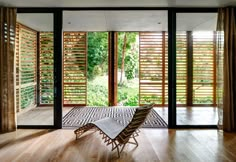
0, 7, 17, 132
217, 7, 236, 132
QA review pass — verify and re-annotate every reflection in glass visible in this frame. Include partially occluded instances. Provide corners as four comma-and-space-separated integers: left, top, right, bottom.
16, 13, 54, 125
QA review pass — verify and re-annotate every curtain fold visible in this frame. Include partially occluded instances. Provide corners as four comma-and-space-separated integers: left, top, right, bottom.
0, 7, 17, 132
217, 7, 236, 132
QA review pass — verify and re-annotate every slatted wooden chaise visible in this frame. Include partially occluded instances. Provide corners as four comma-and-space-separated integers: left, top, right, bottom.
74, 103, 154, 157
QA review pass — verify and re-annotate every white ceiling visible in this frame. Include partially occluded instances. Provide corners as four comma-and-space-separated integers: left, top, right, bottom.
1, 0, 236, 7
17, 14, 53, 31
63, 11, 168, 31
177, 13, 217, 31
17, 11, 217, 31
1, 0, 229, 32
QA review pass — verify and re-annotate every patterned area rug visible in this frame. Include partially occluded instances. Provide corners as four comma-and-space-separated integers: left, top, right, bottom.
63, 106, 167, 128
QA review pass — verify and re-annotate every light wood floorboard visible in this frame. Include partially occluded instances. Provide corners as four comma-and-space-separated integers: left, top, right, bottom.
0, 129, 236, 162
155, 107, 218, 125
17, 107, 73, 125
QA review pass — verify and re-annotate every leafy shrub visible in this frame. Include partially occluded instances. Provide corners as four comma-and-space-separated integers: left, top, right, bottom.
125, 54, 137, 80
124, 94, 139, 106
93, 65, 103, 76
87, 84, 108, 106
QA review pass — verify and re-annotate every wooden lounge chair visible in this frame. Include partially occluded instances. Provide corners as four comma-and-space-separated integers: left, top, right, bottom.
74, 103, 154, 157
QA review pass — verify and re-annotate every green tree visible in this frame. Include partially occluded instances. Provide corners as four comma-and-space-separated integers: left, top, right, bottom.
117, 32, 138, 85
87, 32, 108, 79
87, 32, 139, 81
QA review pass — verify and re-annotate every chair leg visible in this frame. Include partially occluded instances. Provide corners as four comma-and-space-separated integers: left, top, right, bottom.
132, 136, 139, 146
75, 129, 86, 139
117, 146, 120, 158
120, 144, 126, 154
127, 134, 139, 146
74, 124, 94, 139
112, 141, 126, 158
112, 141, 120, 158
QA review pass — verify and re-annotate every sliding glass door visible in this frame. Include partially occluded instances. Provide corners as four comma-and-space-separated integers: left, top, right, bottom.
176, 12, 218, 126
16, 13, 55, 126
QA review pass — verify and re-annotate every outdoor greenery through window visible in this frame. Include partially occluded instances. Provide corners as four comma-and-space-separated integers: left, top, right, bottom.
117, 32, 139, 106
87, 32, 140, 106
16, 29, 218, 110
87, 32, 109, 106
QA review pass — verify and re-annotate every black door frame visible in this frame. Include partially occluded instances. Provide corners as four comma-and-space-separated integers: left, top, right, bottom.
17, 9, 63, 129
17, 7, 218, 129
173, 8, 217, 129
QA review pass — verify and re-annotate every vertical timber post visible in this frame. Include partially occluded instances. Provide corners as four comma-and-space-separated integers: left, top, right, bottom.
108, 31, 118, 106
187, 31, 193, 106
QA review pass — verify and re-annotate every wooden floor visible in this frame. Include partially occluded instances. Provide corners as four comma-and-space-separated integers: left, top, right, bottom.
156, 107, 218, 125
17, 107, 73, 125
17, 107, 218, 126
0, 128, 236, 162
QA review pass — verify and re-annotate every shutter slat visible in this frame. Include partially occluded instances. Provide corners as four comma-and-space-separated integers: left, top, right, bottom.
63, 32, 87, 105
39, 32, 54, 104
139, 32, 167, 105
176, 32, 187, 104
15, 23, 37, 110
192, 32, 215, 104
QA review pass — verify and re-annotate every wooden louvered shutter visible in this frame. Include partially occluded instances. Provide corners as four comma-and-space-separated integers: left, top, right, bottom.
176, 32, 187, 105
164, 32, 168, 105
15, 23, 20, 112
15, 24, 37, 110
63, 32, 87, 106
39, 32, 54, 105
192, 31, 216, 105
139, 32, 167, 106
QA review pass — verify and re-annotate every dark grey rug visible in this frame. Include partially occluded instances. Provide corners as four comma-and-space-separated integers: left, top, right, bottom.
63, 106, 167, 128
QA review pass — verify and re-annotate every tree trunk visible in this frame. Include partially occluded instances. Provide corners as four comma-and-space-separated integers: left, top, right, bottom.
119, 34, 127, 85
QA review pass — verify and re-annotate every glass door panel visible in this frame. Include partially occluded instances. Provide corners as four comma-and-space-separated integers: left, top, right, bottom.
16, 13, 54, 126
